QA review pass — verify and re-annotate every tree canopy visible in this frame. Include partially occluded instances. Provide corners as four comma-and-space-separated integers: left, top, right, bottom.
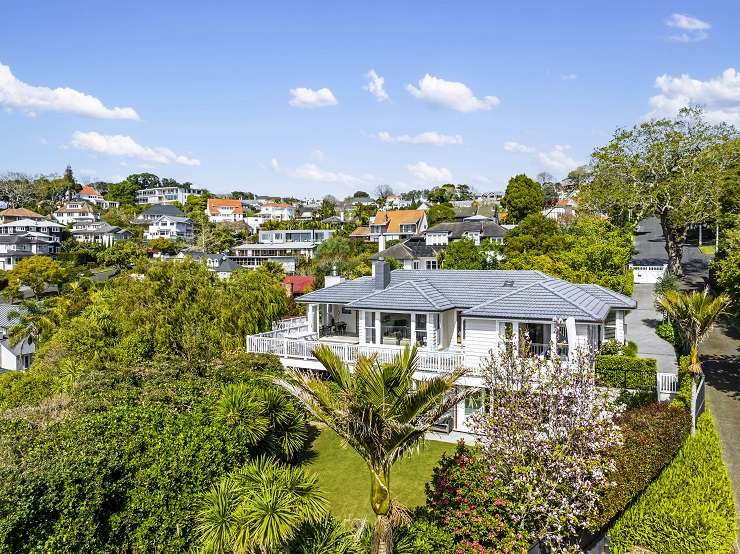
426, 203, 456, 226
501, 174, 544, 223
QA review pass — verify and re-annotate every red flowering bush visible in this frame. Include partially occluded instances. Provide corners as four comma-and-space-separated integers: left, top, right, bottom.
421, 441, 530, 553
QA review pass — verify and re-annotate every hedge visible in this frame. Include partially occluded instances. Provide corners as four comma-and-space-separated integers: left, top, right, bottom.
595, 355, 657, 391
670, 356, 693, 411
592, 403, 691, 530
608, 411, 736, 554
656, 320, 677, 346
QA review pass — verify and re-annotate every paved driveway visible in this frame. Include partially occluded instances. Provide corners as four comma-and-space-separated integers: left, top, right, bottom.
626, 284, 677, 373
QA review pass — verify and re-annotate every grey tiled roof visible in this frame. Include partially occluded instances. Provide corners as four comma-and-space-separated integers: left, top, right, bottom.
0, 303, 24, 329
216, 258, 240, 273
371, 237, 442, 261
142, 204, 186, 218
299, 269, 636, 322
425, 220, 507, 239
346, 279, 453, 311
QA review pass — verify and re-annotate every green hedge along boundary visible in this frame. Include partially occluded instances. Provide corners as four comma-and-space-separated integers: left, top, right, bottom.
595, 355, 657, 391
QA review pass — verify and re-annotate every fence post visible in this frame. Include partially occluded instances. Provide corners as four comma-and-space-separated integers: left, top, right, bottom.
690, 379, 697, 433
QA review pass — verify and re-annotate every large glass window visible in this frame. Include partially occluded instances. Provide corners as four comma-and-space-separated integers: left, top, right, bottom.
415, 314, 427, 346
464, 389, 487, 416
381, 313, 411, 345
365, 312, 376, 343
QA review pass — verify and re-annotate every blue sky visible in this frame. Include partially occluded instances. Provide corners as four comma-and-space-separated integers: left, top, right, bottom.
1, 1, 738, 197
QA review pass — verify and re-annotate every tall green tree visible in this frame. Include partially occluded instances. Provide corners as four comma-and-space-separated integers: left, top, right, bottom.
441, 237, 488, 270
7, 256, 64, 297
501, 174, 544, 222
584, 107, 739, 275
275, 346, 468, 554
426, 203, 456, 226
98, 240, 147, 270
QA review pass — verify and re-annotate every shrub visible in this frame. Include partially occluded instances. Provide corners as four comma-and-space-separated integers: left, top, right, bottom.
609, 411, 736, 554
421, 442, 530, 552
598, 339, 624, 356
595, 356, 657, 390
670, 356, 693, 411
656, 319, 677, 345
623, 341, 638, 357
593, 403, 691, 530
395, 518, 455, 554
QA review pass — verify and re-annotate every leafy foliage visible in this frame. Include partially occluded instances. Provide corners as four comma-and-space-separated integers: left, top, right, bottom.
655, 319, 677, 345
97, 240, 147, 270
426, 203, 456, 226
594, 403, 691, 530
501, 174, 543, 222
594, 355, 657, 390
609, 411, 736, 554
441, 237, 491, 270
6, 256, 64, 297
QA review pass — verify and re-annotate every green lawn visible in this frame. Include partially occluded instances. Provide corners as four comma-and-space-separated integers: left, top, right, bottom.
307, 429, 452, 520
698, 244, 717, 255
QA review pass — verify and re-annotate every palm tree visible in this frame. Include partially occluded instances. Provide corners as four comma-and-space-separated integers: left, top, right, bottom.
195, 456, 328, 554
274, 345, 469, 554
658, 290, 730, 375
7, 299, 57, 347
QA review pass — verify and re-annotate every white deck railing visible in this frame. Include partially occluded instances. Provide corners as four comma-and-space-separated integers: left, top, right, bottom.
247, 334, 466, 375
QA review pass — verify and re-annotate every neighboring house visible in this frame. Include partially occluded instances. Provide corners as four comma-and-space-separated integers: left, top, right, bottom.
297, 203, 321, 220
214, 258, 241, 279
206, 198, 245, 223
383, 194, 411, 210
283, 275, 315, 297
229, 229, 335, 273
71, 221, 132, 247
0, 234, 60, 270
544, 198, 577, 220
259, 202, 296, 221
53, 201, 100, 226
135, 187, 204, 205
136, 204, 187, 224
161, 250, 226, 270
79, 186, 120, 209
369, 210, 428, 247
144, 216, 194, 242
425, 219, 508, 247
0, 218, 64, 240
321, 215, 344, 226
0, 208, 47, 224
0, 304, 35, 371
246, 264, 636, 435
349, 226, 370, 240
371, 236, 443, 270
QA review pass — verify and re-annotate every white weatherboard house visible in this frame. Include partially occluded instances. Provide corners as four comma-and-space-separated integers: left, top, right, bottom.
0, 304, 35, 371
247, 263, 636, 435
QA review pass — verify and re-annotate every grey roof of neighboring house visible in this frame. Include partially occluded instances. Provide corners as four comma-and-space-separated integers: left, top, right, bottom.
141, 204, 186, 218
71, 222, 130, 236
154, 215, 191, 224
234, 242, 318, 250
216, 258, 241, 273
425, 220, 508, 239
0, 303, 24, 329
321, 216, 344, 225
90, 268, 120, 283
299, 269, 636, 322
371, 236, 443, 261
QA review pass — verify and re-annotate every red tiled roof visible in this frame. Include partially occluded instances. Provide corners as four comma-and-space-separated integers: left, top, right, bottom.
283, 275, 315, 295
80, 186, 101, 197
371, 210, 425, 232
349, 226, 369, 237
207, 198, 243, 215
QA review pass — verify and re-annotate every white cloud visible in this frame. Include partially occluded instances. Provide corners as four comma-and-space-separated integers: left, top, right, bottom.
536, 145, 582, 175
406, 74, 500, 112
561, 73, 578, 80
503, 141, 534, 153
271, 158, 365, 186
376, 131, 463, 146
407, 161, 452, 182
665, 13, 711, 42
288, 87, 337, 108
364, 69, 389, 102
0, 62, 139, 120
645, 67, 740, 123
310, 149, 325, 162
71, 131, 200, 166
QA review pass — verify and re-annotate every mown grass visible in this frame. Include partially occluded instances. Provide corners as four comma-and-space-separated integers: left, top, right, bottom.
308, 429, 452, 520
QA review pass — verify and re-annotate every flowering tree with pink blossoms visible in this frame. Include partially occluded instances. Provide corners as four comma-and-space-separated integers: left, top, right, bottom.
471, 345, 623, 551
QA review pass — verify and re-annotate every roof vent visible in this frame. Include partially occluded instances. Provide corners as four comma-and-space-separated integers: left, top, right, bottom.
503, 280, 515, 288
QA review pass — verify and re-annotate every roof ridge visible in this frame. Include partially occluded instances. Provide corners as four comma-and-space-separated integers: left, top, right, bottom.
467, 280, 541, 311
541, 279, 602, 319
409, 279, 449, 309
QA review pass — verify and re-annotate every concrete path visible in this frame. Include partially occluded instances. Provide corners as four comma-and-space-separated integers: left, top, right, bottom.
626, 284, 678, 373
701, 318, 740, 536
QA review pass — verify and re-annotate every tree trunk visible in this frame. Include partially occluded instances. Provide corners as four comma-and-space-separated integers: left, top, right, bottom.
371, 468, 393, 554
659, 212, 685, 277
372, 514, 394, 554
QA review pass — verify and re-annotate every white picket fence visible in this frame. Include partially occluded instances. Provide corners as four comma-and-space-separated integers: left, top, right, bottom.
657, 371, 679, 401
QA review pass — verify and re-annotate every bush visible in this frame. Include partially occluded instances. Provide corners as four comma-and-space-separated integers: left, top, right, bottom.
395, 518, 455, 554
595, 356, 657, 391
656, 319, 677, 345
421, 442, 530, 552
609, 411, 736, 554
623, 341, 638, 358
593, 403, 691, 530
598, 340, 638, 357
670, 356, 693, 411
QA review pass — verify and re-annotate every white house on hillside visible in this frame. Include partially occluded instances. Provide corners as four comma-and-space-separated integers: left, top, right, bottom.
136, 187, 205, 205
53, 201, 100, 226
72, 221, 132, 247
206, 198, 245, 223
144, 215, 194, 242
0, 304, 35, 371
229, 228, 335, 273
259, 202, 296, 221
246, 263, 636, 435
